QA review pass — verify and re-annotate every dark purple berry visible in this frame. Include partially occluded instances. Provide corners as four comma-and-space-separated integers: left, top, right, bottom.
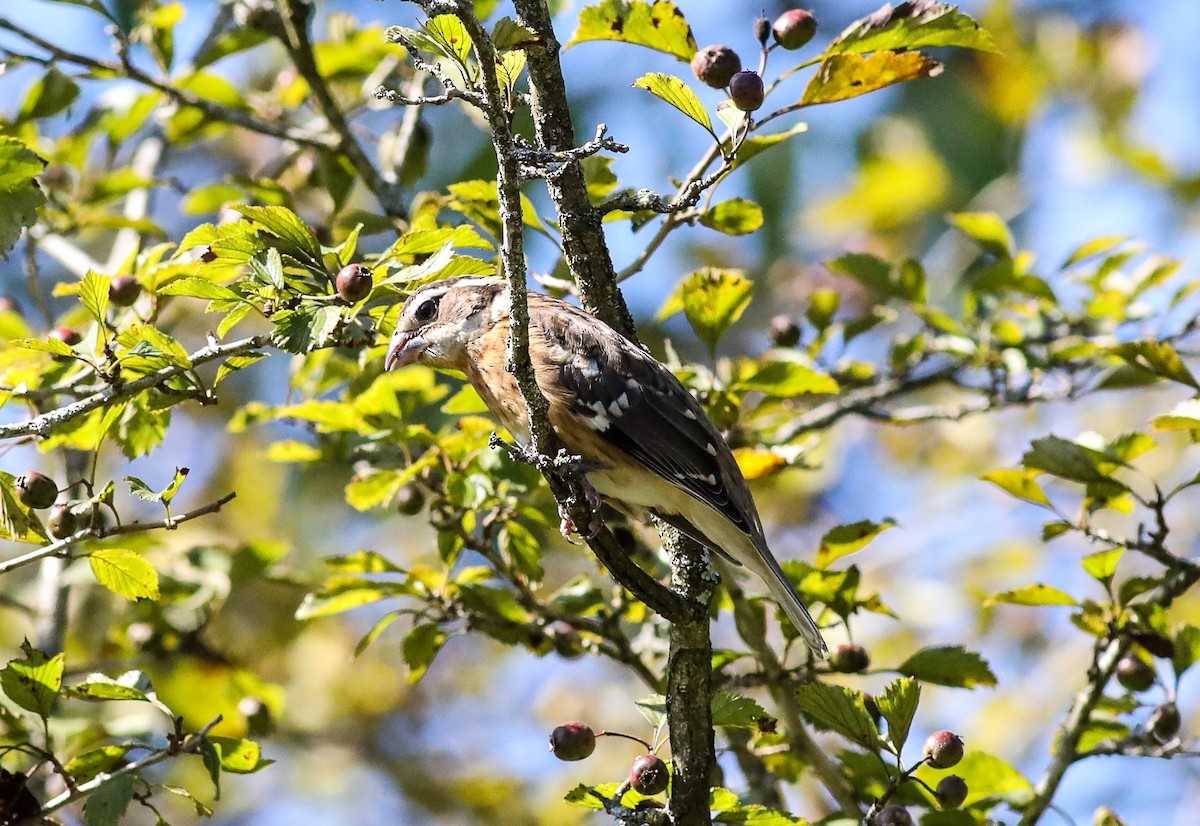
936, 775, 968, 809
628, 754, 669, 795
1116, 654, 1155, 692
875, 805, 914, 826
108, 275, 141, 307
830, 643, 870, 674
1149, 702, 1181, 741
49, 327, 81, 347
769, 315, 801, 347
15, 471, 58, 510
47, 504, 82, 539
729, 71, 765, 112
773, 9, 817, 50
923, 730, 964, 769
395, 484, 425, 515
336, 264, 373, 303
549, 722, 595, 761
753, 17, 771, 46
690, 45, 742, 89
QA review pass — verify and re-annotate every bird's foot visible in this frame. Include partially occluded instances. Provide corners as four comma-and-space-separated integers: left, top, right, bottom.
558, 478, 605, 543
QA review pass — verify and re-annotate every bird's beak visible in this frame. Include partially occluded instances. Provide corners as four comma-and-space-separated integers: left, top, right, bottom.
385, 332, 427, 371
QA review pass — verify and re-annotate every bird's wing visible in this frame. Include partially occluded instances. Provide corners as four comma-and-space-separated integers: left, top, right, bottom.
533, 297, 765, 554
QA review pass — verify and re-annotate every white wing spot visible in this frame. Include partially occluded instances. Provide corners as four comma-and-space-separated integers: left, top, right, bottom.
704, 474, 717, 485
616, 392, 630, 409
608, 400, 624, 417
683, 409, 698, 420
705, 443, 717, 456
588, 413, 611, 432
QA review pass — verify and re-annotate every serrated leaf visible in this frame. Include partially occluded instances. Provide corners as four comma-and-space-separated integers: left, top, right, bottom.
84, 774, 134, 826
801, 51, 942, 106
984, 584, 1078, 607
1110, 342, 1198, 389
492, 16, 538, 50
981, 468, 1051, 506
565, 0, 697, 61
403, 623, 448, 683
737, 361, 839, 397
1021, 436, 1121, 486
816, 518, 895, 567
88, 549, 160, 600
898, 645, 996, 688
660, 268, 752, 352
699, 198, 764, 235
9, 337, 75, 357
793, 683, 879, 748
426, 14, 474, 70
710, 690, 767, 728
0, 137, 47, 258
876, 677, 920, 753
829, 3, 998, 55
1, 642, 64, 718
947, 211, 1015, 258
632, 72, 713, 134
635, 693, 667, 728
159, 276, 240, 301
79, 271, 110, 323
231, 204, 322, 265
501, 520, 543, 582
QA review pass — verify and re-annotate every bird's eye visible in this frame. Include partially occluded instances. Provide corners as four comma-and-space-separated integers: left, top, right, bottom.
414, 298, 438, 323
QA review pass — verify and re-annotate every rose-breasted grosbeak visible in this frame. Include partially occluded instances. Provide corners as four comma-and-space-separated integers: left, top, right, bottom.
386, 276, 827, 655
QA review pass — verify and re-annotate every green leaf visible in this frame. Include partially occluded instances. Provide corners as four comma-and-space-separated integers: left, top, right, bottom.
1081, 548, 1123, 584
1021, 436, 1122, 486
826, 252, 924, 302
159, 276, 240, 301
737, 361, 839, 397
876, 677, 920, 753
722, 123, 808, 173
946, 211, 1015, 258
1062, 235, 1130, 268
65, 745, 133, 784
635, 694, 667, 728
915, 750, 1032, 808
699, 198, 764, 235
492, 16, 539, 50
661, 268, 752, 352
231, 204, 322, 265
816, 518, 895, 567
1172, 625, 1200, 678
89, 549, 160, 600
981, 468, 1051, 507
898, 645, 996, 688
793, 683, 879, 748
565, 0, 697, 61
323, 550, 404, 574
159, 466, 189, 505
84, 774, 134, 826
1153, 398, 1200, 432
1, 641, 64, 718
199, 738, 221, 799
632, 73, 713, 134
801, 51, 942, 106
295, 576, 412, 619
19, 67, 81, 121
403, 623, 448, 683
984, 584, 1078, 607
828, 3, 998, 55
0, 137, 47, 258
710, 690, 767, 728
500, 520, 543, 582
425, 14, 474, 70
1111, 342, 1199, 389
208, 736, 267, 773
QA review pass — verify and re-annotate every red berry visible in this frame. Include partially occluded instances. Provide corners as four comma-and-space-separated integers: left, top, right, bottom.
936, 775, 968, 809
628, 754, 669, 795
1116, 654, 1155, 692
49, 327, 81, 347
830, 643, 870, 673
108, 275, 142, 307
690, 45, 742, 89
336, 264, 373, 303
549, 722, 595, 761
923, 730, 964, 769
773, 9, 817, 50
15, 471, 58, 510
729, 71, 764, 112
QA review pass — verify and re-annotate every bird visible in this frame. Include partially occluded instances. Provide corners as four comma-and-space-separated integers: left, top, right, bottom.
385, 275, 828, 656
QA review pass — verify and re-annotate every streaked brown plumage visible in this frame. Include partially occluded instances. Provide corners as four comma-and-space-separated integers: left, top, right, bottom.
385, 276, 827, 655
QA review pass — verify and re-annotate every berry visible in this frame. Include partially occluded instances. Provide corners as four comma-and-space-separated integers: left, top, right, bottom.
549, 722, 595, 761
829, 643, 870, 674
1149, 702, 1181, 740
336, 264, 373, 303
936, 775, 968, 809
923, 730, 964, 769
875, 805, 914, 826
395, 484, 425, 515
729, 71, 765, 112
769, 315, 801, 347
773, 9, 817, 50
108, 275, 141, 307
15, 471, 57, 510
548, 621, 585, 659
1115, 654, 1155, 692
49, 327, 81, 347
1130, 631, 1175, 659
47, 504, 82, 539
628, 754, 669, 795
690, 45, 742, 89
753, 17, 771, 46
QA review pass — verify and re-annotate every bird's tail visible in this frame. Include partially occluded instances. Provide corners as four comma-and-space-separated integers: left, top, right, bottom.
756, 553, 828, 657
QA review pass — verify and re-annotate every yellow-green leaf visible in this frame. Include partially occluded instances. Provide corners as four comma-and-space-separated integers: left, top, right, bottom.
981, 468, 1051, 506
801, 51, 942, 106
660, 268, 752, 352
88, 549, 160, 600
1, 641, 63, 718
816, 518, 895, 567
984, 584, 1078, 607
947, 211, 1015, 258
699, 198, 763, 235
79, 270, 110, 323
632, 72, 713, 134
828, 3, 998, 55
565, 0, 697, 61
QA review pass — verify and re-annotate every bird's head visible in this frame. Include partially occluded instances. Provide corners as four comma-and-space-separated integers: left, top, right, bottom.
385, 276, 507, 371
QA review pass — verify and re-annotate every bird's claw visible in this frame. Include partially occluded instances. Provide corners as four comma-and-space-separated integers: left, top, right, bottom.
558, 479, 605, 543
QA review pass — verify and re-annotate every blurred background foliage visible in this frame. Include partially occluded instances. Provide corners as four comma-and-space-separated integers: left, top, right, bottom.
0, 0, 1198, 824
